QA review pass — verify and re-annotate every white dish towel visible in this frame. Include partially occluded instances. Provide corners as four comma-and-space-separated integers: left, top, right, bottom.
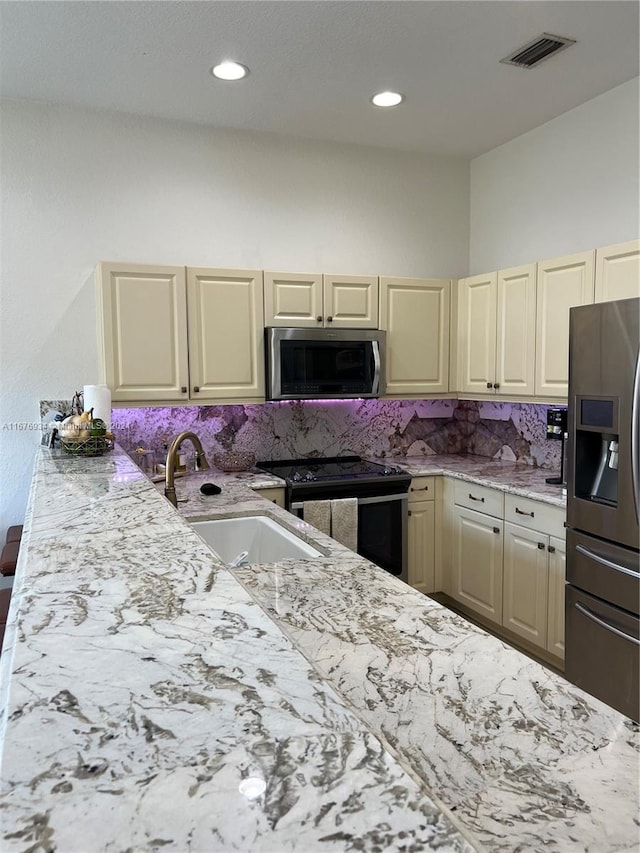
329, 498, 358, 552
302, 500, 332, 536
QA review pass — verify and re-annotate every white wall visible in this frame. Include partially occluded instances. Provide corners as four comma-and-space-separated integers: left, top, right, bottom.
0, 100, 469, 535
469, 77, 640, 273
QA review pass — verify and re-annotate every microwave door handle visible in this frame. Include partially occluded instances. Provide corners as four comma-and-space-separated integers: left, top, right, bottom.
371, 340, 381, 394
632, 349, 640, 525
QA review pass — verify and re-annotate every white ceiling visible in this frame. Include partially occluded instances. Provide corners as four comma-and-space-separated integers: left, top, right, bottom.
1, 1, 638, 159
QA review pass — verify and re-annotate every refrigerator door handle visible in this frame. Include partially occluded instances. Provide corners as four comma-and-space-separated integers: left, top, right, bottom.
575, 543, 640, 579
633, 350, 640, 525
575, 602, 640, 647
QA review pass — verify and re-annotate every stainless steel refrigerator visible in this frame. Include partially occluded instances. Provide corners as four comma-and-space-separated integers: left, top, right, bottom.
565, 296, 639, 722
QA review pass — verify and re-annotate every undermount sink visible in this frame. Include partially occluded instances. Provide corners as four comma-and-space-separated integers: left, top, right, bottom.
190, 515, 322, 566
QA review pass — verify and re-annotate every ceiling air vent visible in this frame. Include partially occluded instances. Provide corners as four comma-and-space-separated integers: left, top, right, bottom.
501, 33, 576, 69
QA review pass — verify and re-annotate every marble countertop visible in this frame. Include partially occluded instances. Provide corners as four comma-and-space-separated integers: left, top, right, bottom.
1, 447, 637, 853
390, 454, 567, 508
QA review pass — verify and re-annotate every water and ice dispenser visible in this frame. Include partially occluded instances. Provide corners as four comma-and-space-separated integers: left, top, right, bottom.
573, 397, 619, 508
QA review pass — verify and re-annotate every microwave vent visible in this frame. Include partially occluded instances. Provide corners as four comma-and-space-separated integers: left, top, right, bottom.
500, 33, 576, 69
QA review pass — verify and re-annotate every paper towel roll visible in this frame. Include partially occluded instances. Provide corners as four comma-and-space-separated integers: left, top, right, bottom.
83, 385, 111, 429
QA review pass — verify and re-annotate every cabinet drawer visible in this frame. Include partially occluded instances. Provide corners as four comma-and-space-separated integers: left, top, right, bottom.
453, 480, 504, 519
408, 476, 435, 502
504, 494, 565, 539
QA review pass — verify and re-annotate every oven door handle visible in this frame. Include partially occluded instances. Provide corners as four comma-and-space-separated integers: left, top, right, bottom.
291, 493, 408, 511
574, 602, 640, 647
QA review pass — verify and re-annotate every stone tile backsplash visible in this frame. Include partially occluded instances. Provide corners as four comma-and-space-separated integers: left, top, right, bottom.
41, 398, 564, 471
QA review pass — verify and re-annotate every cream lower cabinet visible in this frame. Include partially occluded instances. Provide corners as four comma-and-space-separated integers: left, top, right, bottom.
407, 476, 435, 593
264, 272, 379, 328
252, 487, 285, 508
442, 480, 566, 661
503, 523, 566, 659
448, 502, 504, 623
379, 277, 451, 395
594, 239, 640, 303
457, 264, 536, 396
97, 262, 264, 403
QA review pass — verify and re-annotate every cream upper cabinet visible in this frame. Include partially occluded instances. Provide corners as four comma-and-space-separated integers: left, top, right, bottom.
457, 272, 496, 394
535, 250, 595, 398
458, 264, 536, 396
379, 277, 451, 395
594, 239, 640, 303
264, 271, 323, 327
496, 265, 537, 396
97, 262, 189, 402
322, 274, 379, 328
187, 268, 264, 401
98, 262, 265, 404
263, 272, 378, 328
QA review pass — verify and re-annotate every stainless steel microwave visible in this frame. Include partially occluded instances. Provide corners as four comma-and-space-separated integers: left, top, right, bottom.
265, 327, 386, 400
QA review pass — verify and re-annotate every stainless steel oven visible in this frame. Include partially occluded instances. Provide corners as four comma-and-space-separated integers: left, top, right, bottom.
256, 456, 410, 581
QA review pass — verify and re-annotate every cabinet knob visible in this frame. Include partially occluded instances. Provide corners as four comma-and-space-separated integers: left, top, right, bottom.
411, 486, 429, 492
493, 382, 500, 390
408, 510, 412, 517
181, 386, 187, 393
548, 545, 556, 553
493, 526, 500, 534
316, 315, 323, 323
469, 493, 485, 502
537, 542, 545, 550
486, 382, 493, 389
193, 386, 200, 393
327, 316, 333, 323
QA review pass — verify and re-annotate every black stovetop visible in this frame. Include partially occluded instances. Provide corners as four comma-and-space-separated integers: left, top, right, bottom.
256, 455, 409, 486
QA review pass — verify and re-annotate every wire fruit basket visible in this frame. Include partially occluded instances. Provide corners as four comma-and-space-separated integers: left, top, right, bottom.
61, 435, 113, 457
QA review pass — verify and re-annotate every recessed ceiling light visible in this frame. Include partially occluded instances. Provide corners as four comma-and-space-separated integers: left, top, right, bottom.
211, 61, 249, 81
371, 91, 404, 108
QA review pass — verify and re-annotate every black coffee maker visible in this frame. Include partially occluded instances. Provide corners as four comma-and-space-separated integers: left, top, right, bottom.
545, 407, 568, 485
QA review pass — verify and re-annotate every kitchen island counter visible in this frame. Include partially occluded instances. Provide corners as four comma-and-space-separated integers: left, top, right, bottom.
1, 447, 637, 853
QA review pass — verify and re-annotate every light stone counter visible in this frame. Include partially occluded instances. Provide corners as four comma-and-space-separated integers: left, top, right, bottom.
1, 448, 637, 853
0, 447, 478, 853
392, 453, 567, 508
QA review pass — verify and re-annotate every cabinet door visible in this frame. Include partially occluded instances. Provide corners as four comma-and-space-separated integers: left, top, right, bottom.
495, 264, 536, 396
450, 505, 503, 623
458, 272, 497, 394
594, 239, 640, 303
187, 268, 265, 401
535, 251, 595, 397
503, 522, 548, 648
264, 272, 323, 327
323, 275, 379, 328
408, 499, 435, 594
379, 277, 451, 395
97, 262, 189, 402
546, 534, 566, 660
252, 487, 286, 508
